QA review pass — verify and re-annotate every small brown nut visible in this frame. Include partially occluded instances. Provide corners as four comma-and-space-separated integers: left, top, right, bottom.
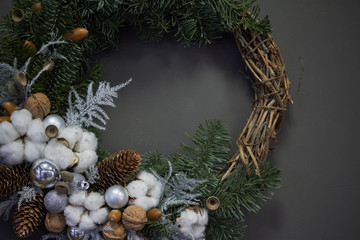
33, 3, 42, 12
122, 205, 147, 231
206, 196, 220, 210
3, 101, 18, 114
108, 210, 122, 223
61, 171, 74, 182
45, 212, 66, 233
24, 93, 50, 119
103, 220, 127, 240
0, 116, 11, 123
146, 208, 162, 221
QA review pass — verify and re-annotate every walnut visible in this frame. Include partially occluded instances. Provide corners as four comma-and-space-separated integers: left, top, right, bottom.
45, 212, 66, 233
24, 93, 50, 119
103, 220, 127, 240
122, 205, 147, 231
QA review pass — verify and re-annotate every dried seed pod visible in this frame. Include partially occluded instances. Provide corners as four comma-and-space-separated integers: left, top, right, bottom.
24, 93, 51, 119
23, 40, 37, 54
64, 28, 88, 42
3, 101, 18, 114
108, 210, 122, 223
0, 116, 11, 123
11, 9, 24, 22
14, 72, 27, 87
55, 181, 70, 194
45, 212, 66, 233
43, 60, 55, 71
122, 205, 147, 231
103, 220, 127, 240
206, 196, 220, 210
45, 125, 58, 138
60, 171, 74, 182
147, 208, 162, 221
33, 3, 42, 12
57, 138, 70, 148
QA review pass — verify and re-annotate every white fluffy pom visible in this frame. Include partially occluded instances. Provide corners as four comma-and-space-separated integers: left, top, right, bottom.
84, 192, 105, 211
126, 180, 148, 198
179, 209, 198, 227
43, 139, 76, 169
75, 131, 98, 152
1, 140, 24, 165
178, 226, 193, 236
0, 121, 20, 145
90, 207, 109, 224
137, 171, 158, 189
74, 150, 98, 173
192, 225, 206, 238
24, 138, 46, 163
64, 205, 84, 227
58, 126, 83, 149
79, 212, 97, 231
10, 109, 32, 135
148, 182, 162, 201
130, 196, 157, 211
26, 119, 48, 143
69, 190, 87, 206
196, 209, 208, 226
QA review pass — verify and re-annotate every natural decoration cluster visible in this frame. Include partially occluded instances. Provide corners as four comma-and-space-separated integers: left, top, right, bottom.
0, 0, 291, 240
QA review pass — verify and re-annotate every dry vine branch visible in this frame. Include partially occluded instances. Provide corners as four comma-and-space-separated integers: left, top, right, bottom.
220, 28, 293, 181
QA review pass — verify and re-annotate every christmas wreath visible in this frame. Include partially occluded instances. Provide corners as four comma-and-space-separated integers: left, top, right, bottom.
0, 0, 292, 239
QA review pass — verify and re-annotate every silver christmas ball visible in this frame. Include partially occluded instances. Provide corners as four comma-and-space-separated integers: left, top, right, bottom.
43, 114, 66, 131
44, 189, 68, 213
31, 159, 60, 189
68, 173, 86, 194
105, 185, 129, 209
79, 180, 90, 190
67, 226, 85, 240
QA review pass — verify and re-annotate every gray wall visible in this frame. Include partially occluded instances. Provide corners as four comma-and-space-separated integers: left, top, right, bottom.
0, 0, 359, 239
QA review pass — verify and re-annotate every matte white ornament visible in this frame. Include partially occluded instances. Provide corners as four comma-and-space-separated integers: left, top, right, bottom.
105, 185, 129, 209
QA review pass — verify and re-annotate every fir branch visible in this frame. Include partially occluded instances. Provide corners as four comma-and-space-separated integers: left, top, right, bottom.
17, 186, 38, 210
84, 165, 100, 184
65, 79, 132, 130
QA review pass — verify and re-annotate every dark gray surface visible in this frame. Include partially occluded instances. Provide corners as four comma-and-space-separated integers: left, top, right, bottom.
1, 0, 360, 239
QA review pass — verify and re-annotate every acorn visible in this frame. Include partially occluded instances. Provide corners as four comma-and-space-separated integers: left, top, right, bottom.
23, 40, 37, 53
55, 181, 70, 194
45, 125, 58, 138
3, 101, 18, 114
0, 116, 11, 123
14, 72, 27, 87
122, 205, 147, 231
43, 59, 55, 71
45, 212, 66, 233
103, 221, 127, 240
60, 171, 74, 182
64, 28, 88, 42
108, 210, 122, 223
24, 93, 51, 119
33, 3, 42, 12
147, 208, 162, 221
206, 196, 220, 210
11, 9, 24, 22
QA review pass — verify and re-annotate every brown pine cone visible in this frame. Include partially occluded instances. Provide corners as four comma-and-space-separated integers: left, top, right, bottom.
0, 164, 30, 198
91, 150, 141, 191
13, 194, 45, 238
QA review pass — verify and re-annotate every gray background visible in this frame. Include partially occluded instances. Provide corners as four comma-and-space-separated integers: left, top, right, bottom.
1, 0, 360, 239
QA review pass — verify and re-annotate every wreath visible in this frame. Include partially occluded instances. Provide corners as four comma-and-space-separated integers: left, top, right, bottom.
0, 1, 292, 239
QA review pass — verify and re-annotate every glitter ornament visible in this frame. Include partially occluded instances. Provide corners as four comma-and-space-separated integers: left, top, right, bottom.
105, 185, 129, 209
68, 173, 86, 194
43, 114, 66, 131
67, 226, 85, 240
44, 190, 68, 213
30, 160, 60, 189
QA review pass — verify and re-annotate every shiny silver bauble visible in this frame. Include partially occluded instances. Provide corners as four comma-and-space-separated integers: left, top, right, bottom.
44, 189, 68, 213
67, 173, 86, 194
43, 114, 66, 131
67, 226, 85, 240
30, 159, 60, 189
105, 185, 129, 209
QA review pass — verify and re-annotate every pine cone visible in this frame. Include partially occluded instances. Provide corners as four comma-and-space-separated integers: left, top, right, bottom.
13, 194, 45, 238
0, 164, 30, 198
91, 150, 141, 191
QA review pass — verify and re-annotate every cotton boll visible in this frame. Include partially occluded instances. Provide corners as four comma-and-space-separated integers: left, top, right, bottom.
196, 209, 208, 226
75, 131, 98, 152
192, 225, 206, 238
24, 138, 46, 162
10, 109, 32, 135
69, 190, 87, 206
126, 180, 148, 198
26, 118, 48, 143
79, 212, 97, 231
130, 196, 157, 211
58, 126, 83, 149
137, 171, 158, 189
179, 210, 198, 227
84, 192, 105, 211
64, 205, 84, 227
178, 226, 193, 236
0, 121, 20, 145
1, 140, 24, 165
148, 182, 162, 201
90, 207, 108, 224
43, 139, 76, 169
74, 150, 98, 173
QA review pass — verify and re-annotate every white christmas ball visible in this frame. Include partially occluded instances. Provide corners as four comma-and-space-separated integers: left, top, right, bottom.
43, 114, 66, 131
105, 185, 129, 209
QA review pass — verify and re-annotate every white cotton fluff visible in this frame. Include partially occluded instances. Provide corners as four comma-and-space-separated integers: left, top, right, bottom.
58, 126, 83, 149
64, 205, 85, 227
43, 139, 76, 169
126, 180, 148, 198
79, 212, 97, 231
196, 209, 208, 226
148, 182, 162, 201
1, 140, 24, 165
0, 121, 20, 145
74, 150, 98, 173
26, 118, 48, 143
75, 131, 98, 152
90, 207, 109, 224
179, 209, 198, 227
137, 171, 159, 189
130, 196, 157, 211
84, 192, 105, 211
10, 109, 32, 135
69, 190, 87, 206
192, 225, 206, 238
24, 138, 46, 162
178, 226, 193, 237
